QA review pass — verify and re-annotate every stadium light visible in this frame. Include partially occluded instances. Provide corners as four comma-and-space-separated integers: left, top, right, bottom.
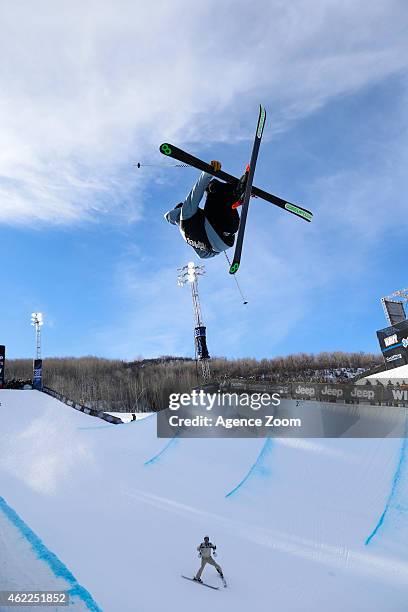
31, 312, 43, 327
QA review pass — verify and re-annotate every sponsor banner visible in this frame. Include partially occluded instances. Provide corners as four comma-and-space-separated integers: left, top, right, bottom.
194, 326, 210, 360
41, 386, 123, 424
0, 345, 5, 388
385, 353, 404, 365
33, 359, 43, 390
342, 385, 383, 403
270, 384, 292, 399
292, 383, 317, 400
292, 383, 384, 404
318, 384, 383, 404
377, 319, 408, 369
227, 381, 408, 406
382, 387, 408, 404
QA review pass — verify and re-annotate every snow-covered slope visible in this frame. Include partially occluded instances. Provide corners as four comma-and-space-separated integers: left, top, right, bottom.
363, 363, 408, 384
1, 390, 407, 611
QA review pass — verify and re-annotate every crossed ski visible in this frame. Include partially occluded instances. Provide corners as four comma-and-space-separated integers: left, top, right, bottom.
160, 105, 313, 274
228, 104, 265, 274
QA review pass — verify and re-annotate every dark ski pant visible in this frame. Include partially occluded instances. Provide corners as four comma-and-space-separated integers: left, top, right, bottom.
195, 557, 223, 579
203, 185, 240, 237
180, 173, 239, 236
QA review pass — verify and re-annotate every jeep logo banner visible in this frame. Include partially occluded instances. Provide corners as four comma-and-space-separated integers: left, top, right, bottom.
229, 381, 407, 407
0, 345, 5, 388
33, 359, 43, 390
291, 383, 383, 404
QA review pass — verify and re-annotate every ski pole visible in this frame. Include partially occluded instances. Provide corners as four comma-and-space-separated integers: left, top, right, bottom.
133, 162, 189, 168
223, 252, 248, 305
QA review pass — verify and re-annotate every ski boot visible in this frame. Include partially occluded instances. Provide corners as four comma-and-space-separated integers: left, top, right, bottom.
217, 569, 227, 587
193, 577, 203, 583
232, 164, 250, 209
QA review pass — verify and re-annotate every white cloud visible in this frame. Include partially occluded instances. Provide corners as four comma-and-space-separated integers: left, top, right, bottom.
1, 0, 407, 224
94, 258, 193, 358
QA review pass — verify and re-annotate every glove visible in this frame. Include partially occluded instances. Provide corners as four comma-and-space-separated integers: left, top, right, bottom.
213, 551, 217, 557
210, 160, 221, 172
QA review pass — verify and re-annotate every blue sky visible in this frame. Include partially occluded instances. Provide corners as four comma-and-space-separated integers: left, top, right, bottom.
1, 0, 408, 360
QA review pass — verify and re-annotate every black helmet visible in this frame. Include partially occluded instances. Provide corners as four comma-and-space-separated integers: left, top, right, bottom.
204, 536, 209, 541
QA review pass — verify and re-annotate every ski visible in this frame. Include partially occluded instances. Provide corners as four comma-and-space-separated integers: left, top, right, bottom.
181, 576, 219, 590
228, 105, 266, 274
159, 144, 312, 224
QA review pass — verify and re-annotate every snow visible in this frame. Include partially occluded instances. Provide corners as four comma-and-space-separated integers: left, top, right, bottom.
363, 363, 408, 385
1, 389, 408, 611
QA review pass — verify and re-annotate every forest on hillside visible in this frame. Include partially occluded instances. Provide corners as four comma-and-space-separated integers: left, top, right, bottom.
6, 351, 382, 412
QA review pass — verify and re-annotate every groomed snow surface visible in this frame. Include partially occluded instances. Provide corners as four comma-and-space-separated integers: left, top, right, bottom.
1, 390, 408, 611
364, 362, 408, 385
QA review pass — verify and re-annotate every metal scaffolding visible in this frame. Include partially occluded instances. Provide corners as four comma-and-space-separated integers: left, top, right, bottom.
177, 262, 211, 382
30, 312, 43, 359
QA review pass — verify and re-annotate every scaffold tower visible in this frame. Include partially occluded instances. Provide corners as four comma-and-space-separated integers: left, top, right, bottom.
177, 262, 211, 382
30, 312, 43, 359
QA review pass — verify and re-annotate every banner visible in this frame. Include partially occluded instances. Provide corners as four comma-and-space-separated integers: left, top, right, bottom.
33, 359, 43, 390
0, 345, 5, 388
225, 380, 408, 407
290, 382, 383, 404
41, 386, 123, 424
194, 326, 210, 360
377, 319, 408, 369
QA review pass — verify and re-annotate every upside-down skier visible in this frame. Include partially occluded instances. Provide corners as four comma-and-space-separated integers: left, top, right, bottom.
164, 161, 247, 259
193, 536, 225, 584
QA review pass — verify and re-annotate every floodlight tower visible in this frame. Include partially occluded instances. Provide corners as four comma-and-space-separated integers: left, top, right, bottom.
177, 262, 211, 382
31, 312, 43, 359
393, 287, 408, 302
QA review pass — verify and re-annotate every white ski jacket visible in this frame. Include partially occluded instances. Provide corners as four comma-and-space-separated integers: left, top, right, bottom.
164, 172, 230, 258
197, 542, 216, 559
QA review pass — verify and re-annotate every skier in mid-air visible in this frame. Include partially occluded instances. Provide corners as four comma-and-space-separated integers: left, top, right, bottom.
193, 536, 224, 583
164, 161, 247, 259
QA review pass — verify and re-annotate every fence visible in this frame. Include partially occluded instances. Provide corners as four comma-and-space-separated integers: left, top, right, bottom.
42, 386, 123, 424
